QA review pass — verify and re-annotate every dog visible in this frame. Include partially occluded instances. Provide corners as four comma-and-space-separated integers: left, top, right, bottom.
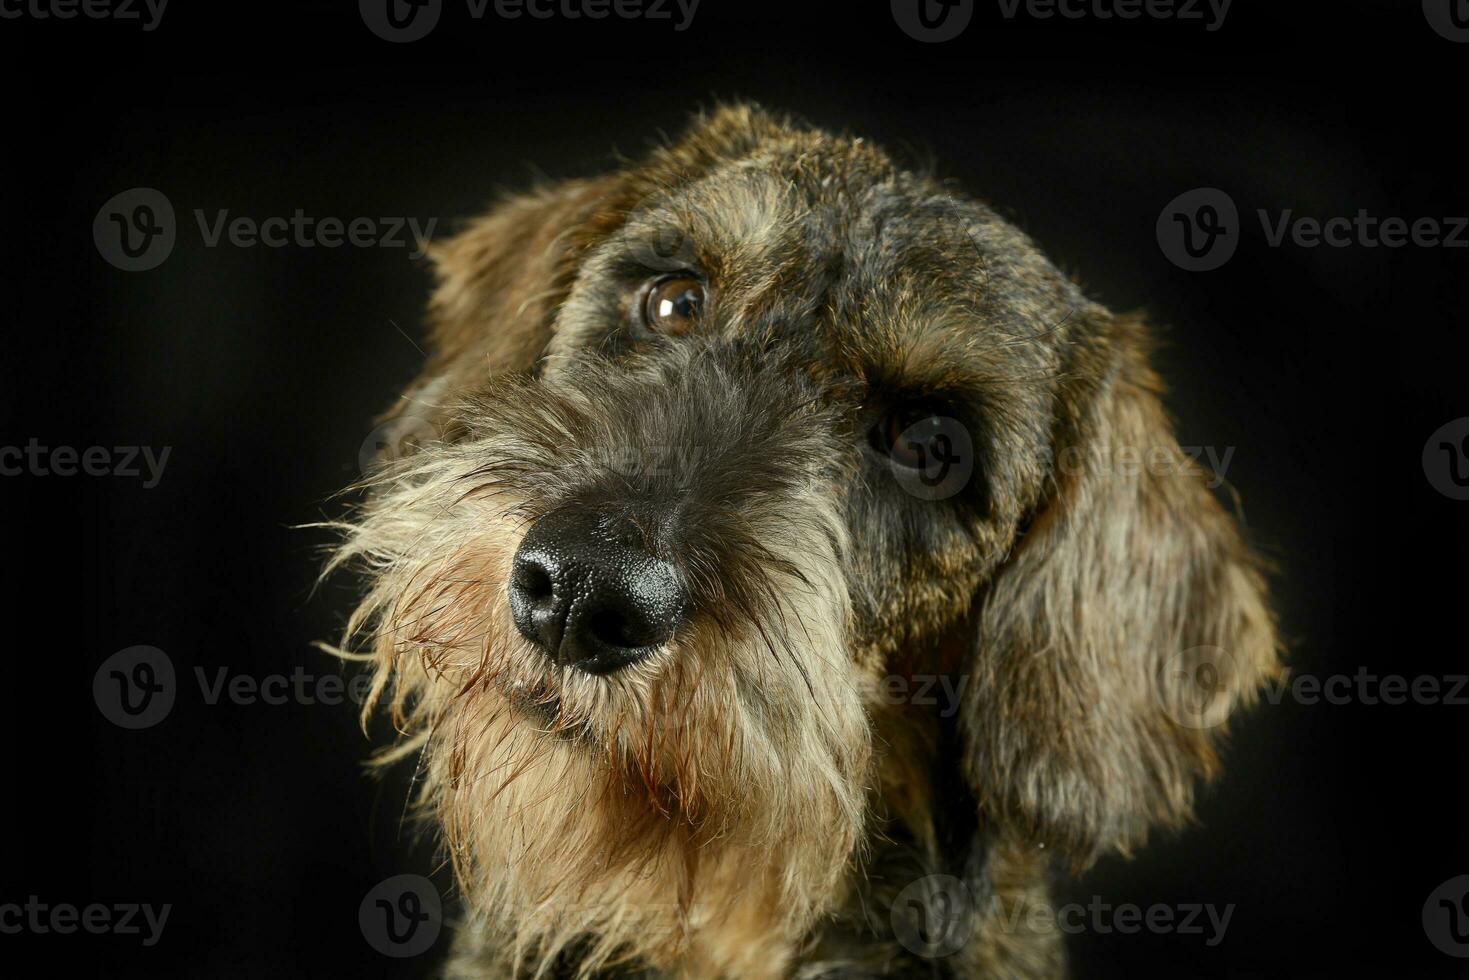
326, 104, 1280, 978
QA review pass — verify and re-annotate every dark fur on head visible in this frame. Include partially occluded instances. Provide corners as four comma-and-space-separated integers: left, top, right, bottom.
328, 104, 1279, 978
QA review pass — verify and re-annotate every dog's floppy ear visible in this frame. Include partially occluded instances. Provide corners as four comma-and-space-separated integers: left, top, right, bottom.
377, 175, 623, 439
961, 311, 1280, 866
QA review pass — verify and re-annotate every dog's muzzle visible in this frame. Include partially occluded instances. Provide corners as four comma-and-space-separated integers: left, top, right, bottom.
508, 506, 686, 675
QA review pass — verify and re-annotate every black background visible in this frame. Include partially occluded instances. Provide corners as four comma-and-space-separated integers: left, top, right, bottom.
4, 0, 1467, 976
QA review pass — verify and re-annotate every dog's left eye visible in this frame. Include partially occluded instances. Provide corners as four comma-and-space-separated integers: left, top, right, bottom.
871, 403, 955, 470
639, 275, 705, 336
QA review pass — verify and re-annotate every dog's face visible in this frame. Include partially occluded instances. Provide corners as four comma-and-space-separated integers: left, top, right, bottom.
332, 106, 1277, 977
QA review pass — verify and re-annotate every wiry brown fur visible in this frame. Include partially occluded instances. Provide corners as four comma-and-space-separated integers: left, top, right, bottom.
326, 104, 1280, 978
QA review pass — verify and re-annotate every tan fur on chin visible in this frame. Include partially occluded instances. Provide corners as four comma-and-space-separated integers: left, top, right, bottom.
328, 434, 870, 979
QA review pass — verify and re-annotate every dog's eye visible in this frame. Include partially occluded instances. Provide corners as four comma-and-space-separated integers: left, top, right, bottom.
871, 403, 955, 470
640, 275, 705, 336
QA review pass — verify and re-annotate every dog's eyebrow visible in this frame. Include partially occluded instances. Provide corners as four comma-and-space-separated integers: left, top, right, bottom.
849, 301, 1073, 402
852, 329, 987, 398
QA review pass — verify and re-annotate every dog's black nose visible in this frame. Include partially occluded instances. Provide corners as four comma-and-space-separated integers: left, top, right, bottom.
508, 508, 685, 674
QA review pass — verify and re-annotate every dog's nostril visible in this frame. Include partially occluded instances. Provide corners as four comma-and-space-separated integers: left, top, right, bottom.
516, 563, 554, 602
564, 563, 682, 673
582, 601, 665, 651
508, 550, 569, 657
585, 607, 636, 649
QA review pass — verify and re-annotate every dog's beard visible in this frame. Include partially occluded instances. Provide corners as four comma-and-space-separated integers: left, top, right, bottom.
328, 385, 872, 977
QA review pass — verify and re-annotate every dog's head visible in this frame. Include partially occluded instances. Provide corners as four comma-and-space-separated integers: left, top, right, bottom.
330, 105, 1277, 976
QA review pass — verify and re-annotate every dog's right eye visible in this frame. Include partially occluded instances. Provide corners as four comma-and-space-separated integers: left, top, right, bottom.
868, 402, 976, 501
871, 403, 954, 470
638, 275, 705, 336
